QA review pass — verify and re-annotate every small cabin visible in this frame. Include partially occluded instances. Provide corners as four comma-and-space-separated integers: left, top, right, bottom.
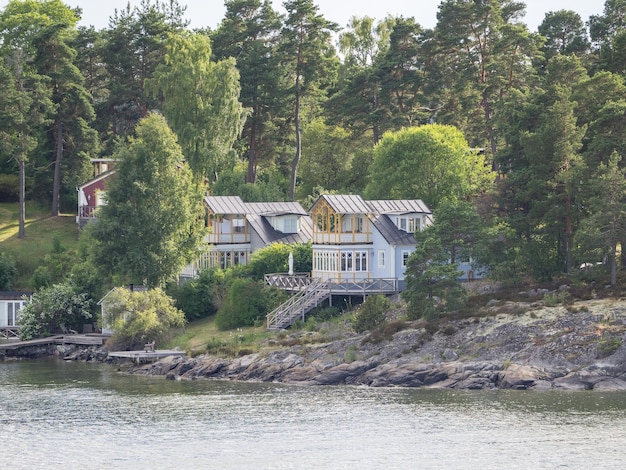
0, 291, 31, 339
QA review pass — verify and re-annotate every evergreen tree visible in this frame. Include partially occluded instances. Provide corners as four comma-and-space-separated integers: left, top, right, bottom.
279, 0, 339, 200
211, 0, 283, 184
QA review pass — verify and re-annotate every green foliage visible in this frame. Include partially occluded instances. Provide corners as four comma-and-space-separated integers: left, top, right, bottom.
105, 288, 186, 350
0, 174, 19, 201
168, 269, 223, 321
0, 250, 16, 290
352, 294, 389, 333
403, 230, 468, 321
90, 113, 205, 287
150, 30, 245, 182
215, 278, 285, 330
309, 305, 341, 322
365, 125, 494, 209
244, 242, 312, 280
18, 284, 92, 340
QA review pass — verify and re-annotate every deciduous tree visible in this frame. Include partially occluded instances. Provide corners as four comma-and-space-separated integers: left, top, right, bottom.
90, 113, 204, 287
365, 124, 494, 210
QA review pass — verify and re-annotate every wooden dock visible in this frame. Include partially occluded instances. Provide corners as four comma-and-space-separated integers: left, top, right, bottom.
108, 350, 187, 364
0, 334, 109, 351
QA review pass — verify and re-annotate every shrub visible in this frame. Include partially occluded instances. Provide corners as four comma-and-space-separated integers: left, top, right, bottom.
215, 279, 285, 330
168, 269, 223, 321
353, 295, 390, 333
19, 284, 92, 340
105, 288, 186, 350
310, 305, 341, 322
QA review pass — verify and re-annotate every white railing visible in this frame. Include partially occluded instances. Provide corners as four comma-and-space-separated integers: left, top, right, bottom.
264, 273, 311, 291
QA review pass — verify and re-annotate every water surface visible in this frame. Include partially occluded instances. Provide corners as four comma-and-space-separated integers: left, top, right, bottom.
1, 359, 625, 469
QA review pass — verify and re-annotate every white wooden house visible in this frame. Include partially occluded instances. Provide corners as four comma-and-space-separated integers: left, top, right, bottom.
180, 196, 313, 277
0, 291, 31, 339
309, 195, 433, 292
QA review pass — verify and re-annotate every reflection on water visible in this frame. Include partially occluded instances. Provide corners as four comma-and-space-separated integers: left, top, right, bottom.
1, 359, 626, 469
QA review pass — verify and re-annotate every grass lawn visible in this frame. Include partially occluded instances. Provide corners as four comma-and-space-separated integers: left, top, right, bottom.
0, 202, 78, 289
165, 316, 272, 357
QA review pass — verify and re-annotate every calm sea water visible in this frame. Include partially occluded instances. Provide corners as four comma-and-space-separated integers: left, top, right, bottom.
1, 359, 626, 469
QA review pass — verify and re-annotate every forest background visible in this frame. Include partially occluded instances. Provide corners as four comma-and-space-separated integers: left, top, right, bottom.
2, 0, 626, 340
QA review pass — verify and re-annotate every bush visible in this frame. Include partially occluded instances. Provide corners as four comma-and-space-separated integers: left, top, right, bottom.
19, 284, 92, 340
105, 288, 186, 350
353, 295, 390, 333
244, 242, 312, 280
168, 269, 223, 321
215, 279, 286, 330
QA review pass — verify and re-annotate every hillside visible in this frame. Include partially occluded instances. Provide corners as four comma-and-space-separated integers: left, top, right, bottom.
0, 203, 78, 289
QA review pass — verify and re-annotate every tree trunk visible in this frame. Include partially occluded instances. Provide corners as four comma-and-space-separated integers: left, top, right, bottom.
51, 120, 63, 216
289, 81, 302, 201
247, 122, 257, 184
18, 156, 26, 239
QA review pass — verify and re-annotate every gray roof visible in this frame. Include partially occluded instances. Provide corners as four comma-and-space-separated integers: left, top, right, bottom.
312, 194, 432, 246
318, 194, 371, 214
204, 196, 248, 215
372, 215, 418, 246
204, 196, 312, 245
246, 201, 308, 217
366, 199, 431, 216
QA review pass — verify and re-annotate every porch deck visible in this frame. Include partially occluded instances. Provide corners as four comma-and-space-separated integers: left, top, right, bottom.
265, 273, 399, 295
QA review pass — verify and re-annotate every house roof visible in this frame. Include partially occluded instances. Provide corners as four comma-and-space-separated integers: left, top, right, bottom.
372, 215, 418, 246
0, 291, 32, 300
77, 169, 115, 191
246, 201, 308, 217
248, 213, 313, 245
204, 196, 312, 245
316, 194, 371, 214
204, 195, 248, 215
366, 199, 432, 216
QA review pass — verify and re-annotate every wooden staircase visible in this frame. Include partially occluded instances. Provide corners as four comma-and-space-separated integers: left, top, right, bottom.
266, 279, 331, 330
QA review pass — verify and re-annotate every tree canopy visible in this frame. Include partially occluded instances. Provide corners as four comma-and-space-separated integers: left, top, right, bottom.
365, 124, 494, 210
89, 113, 204, 287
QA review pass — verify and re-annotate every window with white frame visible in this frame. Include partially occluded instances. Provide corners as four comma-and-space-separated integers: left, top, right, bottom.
7, 301, 25, 326
378, 250, 385, 267
233, 218, 245, 233
355, 251, 367, 271
409, 217, 421, 232
283, 217, 297, 233
402, 251, 411, 267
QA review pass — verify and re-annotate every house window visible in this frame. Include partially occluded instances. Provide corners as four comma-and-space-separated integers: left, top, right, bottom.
399, 218, 407, 231
356, 216, 364, 233
7, 302, 24, 326
378, 250, 385, 268
341, 252, 353, 271
233, 218, 245, 233
234, 251, 247, 265
355, 252, 367, 271
409, 218, 421, 232
402, 251, 411, 267
284, 217, 297, 233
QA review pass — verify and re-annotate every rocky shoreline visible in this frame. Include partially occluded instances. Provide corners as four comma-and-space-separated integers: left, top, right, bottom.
126, 297, 626, 391
6, 297, 626, 391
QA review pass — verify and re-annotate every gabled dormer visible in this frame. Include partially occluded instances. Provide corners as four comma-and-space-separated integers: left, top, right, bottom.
310, 194, 372, 245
